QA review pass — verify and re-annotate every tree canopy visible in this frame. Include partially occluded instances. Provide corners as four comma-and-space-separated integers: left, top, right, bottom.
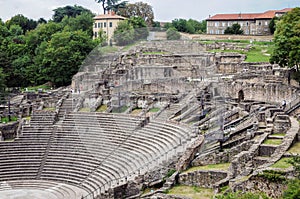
116, 2, 154, 26
269, 16, 279, 34
6, 14, 37, 33
113, 16, 149, 46
0, 5, 98, 88
53, 5, 94, 23
166, 27, 181, 40
224, 23, 243, 34
270, 7, 300, 69
95, 0, 127, 14
163, 18, 207, 34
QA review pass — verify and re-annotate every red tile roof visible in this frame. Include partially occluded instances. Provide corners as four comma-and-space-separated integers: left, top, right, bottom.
256, 10, 277, 19
94, 12, 126, 20
277, 8, 293, 13
207, 13, 261, 21
207, 8, 293, 21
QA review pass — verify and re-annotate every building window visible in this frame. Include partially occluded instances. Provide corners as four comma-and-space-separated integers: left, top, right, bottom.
94, 23, 97, 28
215, 22, 219, 27
246, 22, 249, 26
98, 23, 101, 28
104, 22, 106, 28
258, 22, 261, 26
265, 21, 268, 26
94, 32, 97, 37
222, 22, 226, 27
109, 22, 113, 27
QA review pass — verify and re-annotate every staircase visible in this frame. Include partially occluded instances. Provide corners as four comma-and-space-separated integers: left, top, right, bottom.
155, 103, 182, 121
36, 126, 57, 179
58, 96, 76, 120
284, 96, 300, 114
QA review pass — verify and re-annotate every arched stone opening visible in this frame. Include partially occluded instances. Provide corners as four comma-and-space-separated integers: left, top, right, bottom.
238, 90, 244, 102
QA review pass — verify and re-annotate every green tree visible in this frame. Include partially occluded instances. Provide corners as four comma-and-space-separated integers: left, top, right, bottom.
172, 18, 187, 32
224, 23, 243, 34
269, 16, 279, 34
166, 27, 181, 40
6, 14, 37, 32
163, 22, 173, 30
270, 7, 300, 69
95, 29, 108, 46
116, 2, 154, 26
95, 0, 127, 14
61, 12, 94, 36
0, 68, 6, 92
113, 20, 134, 45
53, 5, 93, 23
199, 20, 207, 33
34, 30, 96, 87
128, 16, 149, 40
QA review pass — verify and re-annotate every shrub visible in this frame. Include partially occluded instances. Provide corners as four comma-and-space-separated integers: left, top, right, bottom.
166, 27, 181, 40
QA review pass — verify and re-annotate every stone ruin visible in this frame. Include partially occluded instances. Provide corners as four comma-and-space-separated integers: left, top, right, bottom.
0, 40, 299, 199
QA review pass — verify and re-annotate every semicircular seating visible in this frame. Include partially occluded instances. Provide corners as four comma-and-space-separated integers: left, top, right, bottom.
0, 112, 195, 198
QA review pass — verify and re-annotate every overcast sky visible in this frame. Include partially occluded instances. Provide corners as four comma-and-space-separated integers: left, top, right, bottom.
1, 0, 299, 22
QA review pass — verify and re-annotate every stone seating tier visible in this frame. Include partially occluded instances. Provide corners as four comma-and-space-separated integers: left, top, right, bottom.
0, 112, 193, 197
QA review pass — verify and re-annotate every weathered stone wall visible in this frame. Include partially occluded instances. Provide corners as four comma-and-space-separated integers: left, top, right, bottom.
221, 80, 299, 104
233, 175, 287, 199
179, 170, 228, 188
192, 140, 254, 166
0, 122, 18, 140
258, 145, 277, 157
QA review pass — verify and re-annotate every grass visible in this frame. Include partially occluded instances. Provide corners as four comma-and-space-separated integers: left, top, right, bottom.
263, 139, 283, 145
272, 133, 286, 137
201, 39, 274, 63
99, 46, 118, 54
79, 108, 90, 112
1, 116, 18, 123
288, 142, 300, 154
131, 108, 142, 115
199, 39, 273, 45
142, 188, 157, 195
167, 185, 214, 199
23, 116, 31, 121
208, 49, 244, 54
183, 163, 230, 173
271, 157, 293, 169
3, 138, 15, 142
22, 84, 51, 92
244, 45, 273, 62
43, 107, 55, 111
96, 104, 107, 112
120, 41, 140, 51
148, 107, 160, 113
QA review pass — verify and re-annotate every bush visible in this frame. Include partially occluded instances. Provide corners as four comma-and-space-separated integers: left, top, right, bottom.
113, 20, 135, 46
224, 23, 243, 35
282, 179, 300, 199
166, 27, 181, 40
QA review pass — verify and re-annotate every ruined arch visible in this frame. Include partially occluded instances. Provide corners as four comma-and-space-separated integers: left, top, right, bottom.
238, 90, 244, 102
